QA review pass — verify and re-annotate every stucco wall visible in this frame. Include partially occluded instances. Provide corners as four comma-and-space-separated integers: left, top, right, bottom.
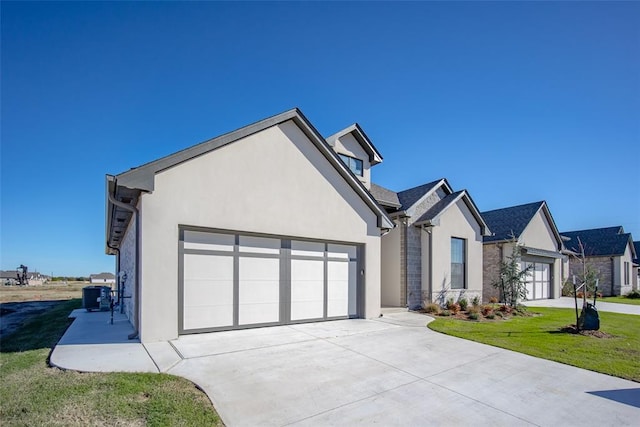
138, 120, 382, 342
380, 220, 402, 306
331, 133, 371, 189
617, 244, 634, 296
425, 199, 483, 305
519, 210, 559, 252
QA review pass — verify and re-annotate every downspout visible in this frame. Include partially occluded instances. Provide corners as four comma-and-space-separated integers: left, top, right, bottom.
108, 182, 140, 340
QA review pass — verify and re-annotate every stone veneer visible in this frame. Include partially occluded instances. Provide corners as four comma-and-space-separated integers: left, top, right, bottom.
482, 244, 502, 303
119, 217, 137, 325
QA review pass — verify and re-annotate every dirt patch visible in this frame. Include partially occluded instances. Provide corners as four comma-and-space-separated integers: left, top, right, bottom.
559, 325, 615, 338
0, 300, 67, 337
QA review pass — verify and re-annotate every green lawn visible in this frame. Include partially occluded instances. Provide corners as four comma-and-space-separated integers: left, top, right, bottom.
428, 307, 640, 382
0, 299, 223, 426
600, 295, 640, 306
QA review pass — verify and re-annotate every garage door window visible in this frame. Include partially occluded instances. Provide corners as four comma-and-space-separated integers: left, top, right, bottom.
180, 229, 361, 333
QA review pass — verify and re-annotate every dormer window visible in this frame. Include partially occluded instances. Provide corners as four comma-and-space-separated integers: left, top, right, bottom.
338, 154, 363, 176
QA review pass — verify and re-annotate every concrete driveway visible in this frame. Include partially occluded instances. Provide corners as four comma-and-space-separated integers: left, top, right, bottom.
159, 311, 639, 426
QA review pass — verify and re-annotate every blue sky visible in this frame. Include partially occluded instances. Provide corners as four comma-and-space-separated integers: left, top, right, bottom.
1, 1, 639, 276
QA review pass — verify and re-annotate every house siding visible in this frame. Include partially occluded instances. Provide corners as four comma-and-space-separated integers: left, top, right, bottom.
136, 121, 382, 343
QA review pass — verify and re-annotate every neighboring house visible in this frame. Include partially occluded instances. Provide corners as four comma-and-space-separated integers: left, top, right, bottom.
481, 201, 565, 302
1, 270, 19, 285
634, 241, 639, 291
370, 179, 491, 309
1, 270, 50, 286
90, 272, 116, 285
561, 227, 636, 296
105, 108, 394, 343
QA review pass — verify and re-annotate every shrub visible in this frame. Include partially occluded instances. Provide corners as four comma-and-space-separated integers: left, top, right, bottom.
446, 297, 455, 310
471, 296, 480, 307
489, 296, 498, 304
458, 298, 469, 311
467, 305, 480, 315
625, 290, 640, 299
440, 310, 451, 316
467, 312, 480, 321
576, 291, 584, 299
498, 305, 512, 314
423, 302, 441, 314
481, 305, 493, 316
494, 311, 504, 318
486, 313, 495, 320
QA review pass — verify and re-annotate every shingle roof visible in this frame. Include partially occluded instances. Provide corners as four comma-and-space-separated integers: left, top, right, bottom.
634, 241, 640, 265
369, 183, 400, 208
481, 201, 545, 243
414, 190, 465, 224
396, 179, 446, 211
561, 227, 632, 257
90, 272, 116, 280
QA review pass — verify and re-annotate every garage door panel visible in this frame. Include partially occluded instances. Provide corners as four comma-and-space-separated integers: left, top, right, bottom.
239, 257, 280, 325
183, 254, 234, 329
181, 230, 360, 333
291, 259, 324, 320
327, 261, 349, 317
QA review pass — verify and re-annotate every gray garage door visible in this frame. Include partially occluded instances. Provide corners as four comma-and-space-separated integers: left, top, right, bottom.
179, 229, 361, 334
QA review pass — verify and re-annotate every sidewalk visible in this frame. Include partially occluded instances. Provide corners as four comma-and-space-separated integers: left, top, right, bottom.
524, 297, 640, 315
49, 309, 158, 373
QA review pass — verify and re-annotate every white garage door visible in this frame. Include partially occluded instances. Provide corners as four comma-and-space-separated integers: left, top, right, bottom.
180, 229, 360, 334
522, 261, 551, 300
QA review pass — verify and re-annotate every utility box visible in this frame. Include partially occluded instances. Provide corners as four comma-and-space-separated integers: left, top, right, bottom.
83, 286, 111, 311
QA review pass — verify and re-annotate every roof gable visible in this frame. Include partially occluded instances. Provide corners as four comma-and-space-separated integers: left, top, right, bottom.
370, 183, 401, 209
482, 201, 562, 245
413, 190, 491, 235
396, 178, 452, 211
325, 124, 383, 165
634, 241, 640, 264
561, 227, 635, 257
106, 109, 394, 252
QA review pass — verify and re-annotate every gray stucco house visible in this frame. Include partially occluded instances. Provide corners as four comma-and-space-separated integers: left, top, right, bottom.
105, 108, 394, 343
561, 227, 636, 296
371, 180, 490, 309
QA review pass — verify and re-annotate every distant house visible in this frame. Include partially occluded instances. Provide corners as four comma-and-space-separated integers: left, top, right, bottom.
371, 179, 491, 309
481, 201, 566, 302
1, 270, 50, 286
634, 241, 640, 291
90, 272, 116, 285
561, 227, 636, 297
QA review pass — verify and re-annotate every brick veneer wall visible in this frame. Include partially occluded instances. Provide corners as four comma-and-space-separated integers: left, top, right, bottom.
567, 256, 613, 296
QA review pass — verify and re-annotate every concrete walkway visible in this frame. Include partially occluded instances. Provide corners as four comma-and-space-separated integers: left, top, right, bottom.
51, 308, 640, 426
524, 297, 640, 315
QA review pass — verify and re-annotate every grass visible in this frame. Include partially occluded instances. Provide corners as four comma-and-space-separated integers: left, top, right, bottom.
600, 295, 640, 306
428, 307, 640, 382
0, 282, 87, 302
0, 298, 223, 426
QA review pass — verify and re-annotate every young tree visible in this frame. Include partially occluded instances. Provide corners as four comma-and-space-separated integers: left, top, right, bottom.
492, 241, 533, 308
